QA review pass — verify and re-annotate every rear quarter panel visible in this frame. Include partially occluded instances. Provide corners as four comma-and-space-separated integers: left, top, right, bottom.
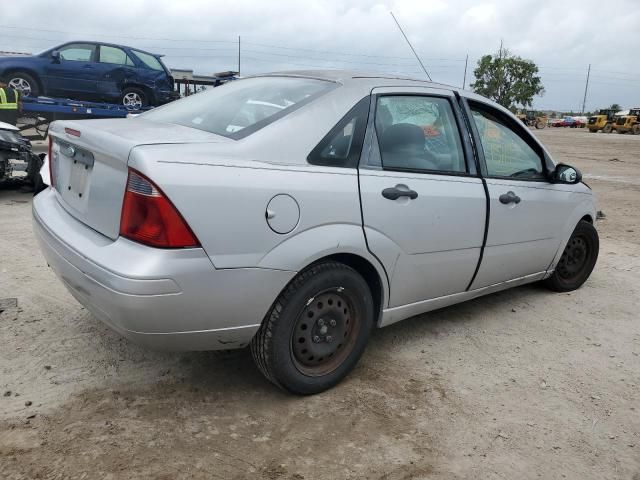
129, 145, 384, 277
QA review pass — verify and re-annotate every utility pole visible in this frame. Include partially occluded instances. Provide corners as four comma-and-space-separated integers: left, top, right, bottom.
462, 54, 468, 89
581, 64, 591, 114
238, 35, 241, 76
389, 11, 432, 81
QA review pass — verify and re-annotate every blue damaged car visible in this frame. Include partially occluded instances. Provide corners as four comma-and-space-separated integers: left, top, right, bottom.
0, 41, 179, 108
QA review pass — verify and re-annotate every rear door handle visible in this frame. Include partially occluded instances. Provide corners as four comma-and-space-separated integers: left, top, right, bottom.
499, 191, 521, 204
382, 187, 418, 200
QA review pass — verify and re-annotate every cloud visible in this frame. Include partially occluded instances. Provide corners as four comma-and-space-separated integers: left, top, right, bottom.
1, 0, 638, 110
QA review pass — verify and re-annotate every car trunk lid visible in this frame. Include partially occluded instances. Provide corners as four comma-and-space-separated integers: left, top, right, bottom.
48, 117, 229, 240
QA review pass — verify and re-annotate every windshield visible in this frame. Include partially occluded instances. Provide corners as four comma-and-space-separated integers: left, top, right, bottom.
132, 50, 164, 71
142, 76, 336, 139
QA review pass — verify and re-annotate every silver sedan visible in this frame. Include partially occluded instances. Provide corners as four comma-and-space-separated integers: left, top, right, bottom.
33, 71, 598, 394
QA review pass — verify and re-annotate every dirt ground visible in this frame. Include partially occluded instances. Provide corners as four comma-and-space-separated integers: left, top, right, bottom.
1, 128, 639, 479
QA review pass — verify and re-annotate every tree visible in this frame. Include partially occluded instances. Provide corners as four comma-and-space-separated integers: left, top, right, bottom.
610, 103, 622, 112
471, 46, 544, 110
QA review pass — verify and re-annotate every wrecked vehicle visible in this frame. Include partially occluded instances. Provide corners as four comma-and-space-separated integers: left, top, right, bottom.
0, 41, 179, 108
0, 121, 44, 190
33, 71, 599, 394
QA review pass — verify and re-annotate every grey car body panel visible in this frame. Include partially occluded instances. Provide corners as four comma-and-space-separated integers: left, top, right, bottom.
48, 118, 227, 239
359, 86, 486, 307
471, 180, 592, 289
34, 70, 597, 351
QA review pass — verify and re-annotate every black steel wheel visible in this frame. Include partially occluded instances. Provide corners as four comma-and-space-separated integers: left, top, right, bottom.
544, 220, 599, 292
251, 261, 374, 395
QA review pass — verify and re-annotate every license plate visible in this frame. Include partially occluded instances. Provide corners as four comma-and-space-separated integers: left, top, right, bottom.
57, 141, 94, 198
68, 159, 90, 195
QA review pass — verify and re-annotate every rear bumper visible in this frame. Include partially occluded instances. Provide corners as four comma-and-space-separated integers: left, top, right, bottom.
32, 188, 295, 351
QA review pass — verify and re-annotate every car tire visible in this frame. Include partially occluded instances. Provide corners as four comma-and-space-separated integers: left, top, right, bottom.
544, 220, 599, 292
121, 87, 147, 110
251, 261, 374, 395
5, 71, 40, 97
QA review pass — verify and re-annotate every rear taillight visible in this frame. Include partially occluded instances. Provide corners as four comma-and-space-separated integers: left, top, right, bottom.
119, 169, 200, 248
48, 135, 54, 188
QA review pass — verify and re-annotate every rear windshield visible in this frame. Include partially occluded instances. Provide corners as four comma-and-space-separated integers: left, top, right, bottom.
142, 76, 336, 139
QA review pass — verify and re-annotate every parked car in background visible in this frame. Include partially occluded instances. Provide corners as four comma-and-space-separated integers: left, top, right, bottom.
0, 41, 179, 108
33, 71, 598, 394
552, 116, 584, 128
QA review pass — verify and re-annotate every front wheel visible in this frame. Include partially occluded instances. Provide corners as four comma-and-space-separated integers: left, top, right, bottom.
632, 124, 640, 135
6, 71, 40, 97
544, 220, 599, 292
251, 261, 374, 395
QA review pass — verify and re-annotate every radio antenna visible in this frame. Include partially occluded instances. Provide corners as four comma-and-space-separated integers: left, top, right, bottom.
390, 11, 432, 81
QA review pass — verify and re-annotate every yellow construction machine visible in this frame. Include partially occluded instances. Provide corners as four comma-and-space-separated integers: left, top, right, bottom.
613, 108, 640, 134
587, 109, 617, 133
516, 110, 547, 129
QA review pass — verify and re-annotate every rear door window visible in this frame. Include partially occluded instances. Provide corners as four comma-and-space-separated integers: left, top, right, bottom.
374, 95, 467, 173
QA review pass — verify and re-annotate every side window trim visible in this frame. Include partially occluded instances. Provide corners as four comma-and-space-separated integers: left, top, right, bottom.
368, 92, 476, 178
464, 98, 551, 182
307, 95, 370, 168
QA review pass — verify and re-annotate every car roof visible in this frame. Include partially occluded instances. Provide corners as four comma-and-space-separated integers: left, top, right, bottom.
256, 69, 458, 90
246, 69, 520, 124
53, 41, 162, 58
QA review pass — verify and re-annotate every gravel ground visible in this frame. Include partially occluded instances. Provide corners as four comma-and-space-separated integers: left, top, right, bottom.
0, 128, 639, 479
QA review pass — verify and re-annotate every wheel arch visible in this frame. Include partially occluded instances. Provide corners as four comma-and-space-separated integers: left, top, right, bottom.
122, 82, 155, 105
308, 252, 385, 327
545, 198, 597, 277
2, 68, 44, 93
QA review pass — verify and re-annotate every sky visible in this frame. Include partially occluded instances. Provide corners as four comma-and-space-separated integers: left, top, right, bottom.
2, 0, 639, 112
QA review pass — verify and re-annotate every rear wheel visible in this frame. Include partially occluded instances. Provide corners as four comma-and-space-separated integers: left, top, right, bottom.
544, 221, 599, 292
251, 261, 374, 395
535, 121, 546, 129
6, 71, 40, 97
603, 123, 613, 134
121, 87, 147, 110
632, 124, 640, 135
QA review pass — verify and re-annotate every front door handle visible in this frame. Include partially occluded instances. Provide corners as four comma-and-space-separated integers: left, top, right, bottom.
499, 191, 521, 204
382, 187, 418, 200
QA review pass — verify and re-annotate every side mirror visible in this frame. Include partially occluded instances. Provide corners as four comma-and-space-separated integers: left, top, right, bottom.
552, 164, 582, 184
51, 50, 61, 62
